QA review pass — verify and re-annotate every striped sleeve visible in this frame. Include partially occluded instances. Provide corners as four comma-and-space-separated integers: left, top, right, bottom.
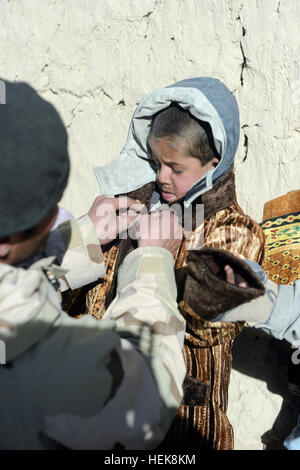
204, 205, 264, 263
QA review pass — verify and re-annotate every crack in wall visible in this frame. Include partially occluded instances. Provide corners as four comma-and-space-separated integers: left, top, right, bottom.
39, 85, 115, 129
142, 0, 160, 39
235, 4, 248, 87
66, 105, 78, 130
241, 124, 259, 162
241, 124, 249, 162
242, 133, 249, 162
239, 41, 248, 87
42, 86, 113, 101
235, 4, 250, 162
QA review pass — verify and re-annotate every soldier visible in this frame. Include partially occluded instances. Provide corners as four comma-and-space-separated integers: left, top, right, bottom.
0, 79, 185, 450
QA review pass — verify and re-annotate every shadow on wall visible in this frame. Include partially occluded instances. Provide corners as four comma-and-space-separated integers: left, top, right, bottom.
232, 326, 290, 398
231, 326, 300, 449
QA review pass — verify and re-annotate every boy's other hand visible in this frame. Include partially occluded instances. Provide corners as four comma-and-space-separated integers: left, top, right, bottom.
88, 196, 144, 245
224, 265, 247, 287
136, 210, 182, 257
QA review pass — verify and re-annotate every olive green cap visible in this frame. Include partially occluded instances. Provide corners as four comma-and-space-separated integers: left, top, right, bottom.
0, 79, 70, 238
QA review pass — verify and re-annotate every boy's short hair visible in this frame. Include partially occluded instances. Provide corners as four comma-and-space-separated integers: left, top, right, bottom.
148, 103, 219, 165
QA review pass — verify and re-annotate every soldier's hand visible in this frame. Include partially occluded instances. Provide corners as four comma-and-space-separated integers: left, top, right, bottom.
88, 196, 143, 245
136, 210, 182, 257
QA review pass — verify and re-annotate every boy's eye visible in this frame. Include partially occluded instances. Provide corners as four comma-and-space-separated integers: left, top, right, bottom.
172, 168, 182, 175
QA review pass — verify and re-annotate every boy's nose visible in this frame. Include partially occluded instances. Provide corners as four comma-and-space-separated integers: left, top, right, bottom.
158, 165, 172, 186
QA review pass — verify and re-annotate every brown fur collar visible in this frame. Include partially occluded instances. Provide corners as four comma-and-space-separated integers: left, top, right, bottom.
200, 165, 236, 220
122, 182, 156, 211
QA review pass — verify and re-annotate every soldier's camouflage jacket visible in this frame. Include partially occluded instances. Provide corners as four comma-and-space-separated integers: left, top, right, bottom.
0, 215, 186, 449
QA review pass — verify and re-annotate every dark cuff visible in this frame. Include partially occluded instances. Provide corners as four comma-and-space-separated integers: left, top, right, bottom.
184, 247, 265, 321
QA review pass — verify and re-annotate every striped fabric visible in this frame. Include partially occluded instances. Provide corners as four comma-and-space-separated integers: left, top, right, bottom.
158, 203, 264, 450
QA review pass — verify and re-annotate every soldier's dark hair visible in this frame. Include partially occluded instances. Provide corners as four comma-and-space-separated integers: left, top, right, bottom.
147, 103, 219, 165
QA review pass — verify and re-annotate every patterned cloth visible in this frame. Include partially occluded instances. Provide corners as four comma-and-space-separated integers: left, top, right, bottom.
260, 191, 300, 450
262, 212, 300, 285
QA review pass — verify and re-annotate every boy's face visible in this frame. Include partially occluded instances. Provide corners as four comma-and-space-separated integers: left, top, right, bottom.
148, 137, 218, 203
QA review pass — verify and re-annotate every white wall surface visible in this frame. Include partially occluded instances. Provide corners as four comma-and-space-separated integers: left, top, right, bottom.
1, 0, 299, 450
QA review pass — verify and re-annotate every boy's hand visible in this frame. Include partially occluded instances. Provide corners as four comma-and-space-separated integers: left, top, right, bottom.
88, 196, 144, 245
224, 265, 247, 287
136, 210, 182, 257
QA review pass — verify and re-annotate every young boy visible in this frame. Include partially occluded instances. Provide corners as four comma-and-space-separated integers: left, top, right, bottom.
78, 77, 265, 450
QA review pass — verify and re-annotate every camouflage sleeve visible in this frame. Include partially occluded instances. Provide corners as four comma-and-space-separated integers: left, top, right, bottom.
100, 247, 186, 448
54, 215, 106, 291
255, 279, 300, 344
43, 247, 186, 450
215, 262, 300, 345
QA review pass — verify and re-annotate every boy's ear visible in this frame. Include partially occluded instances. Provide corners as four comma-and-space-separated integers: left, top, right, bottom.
212, 157, 219, 168
0, 239, 12, 258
